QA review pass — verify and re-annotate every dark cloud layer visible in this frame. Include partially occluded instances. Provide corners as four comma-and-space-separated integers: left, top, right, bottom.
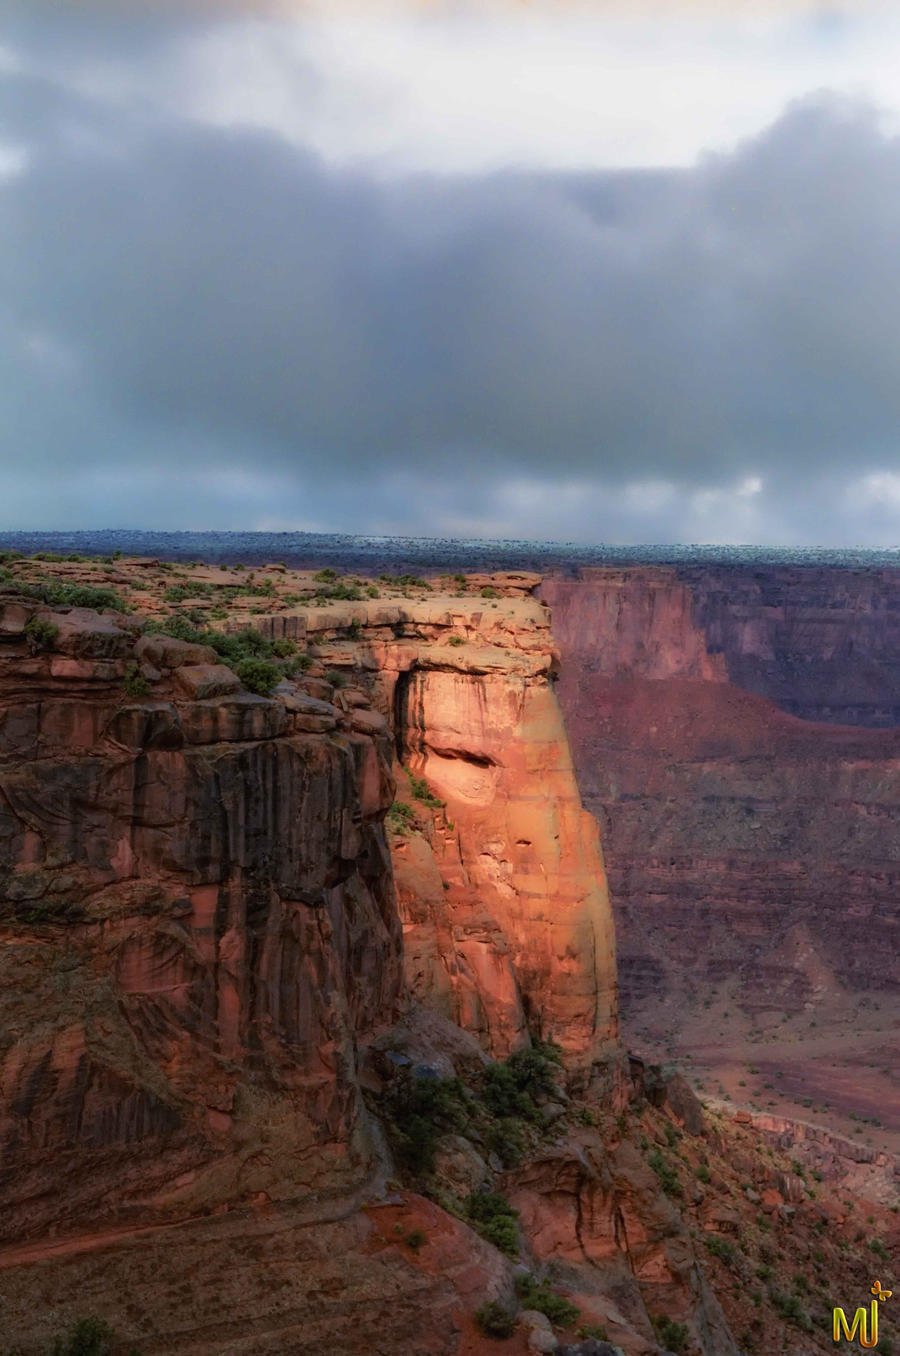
3, 19, 900, 539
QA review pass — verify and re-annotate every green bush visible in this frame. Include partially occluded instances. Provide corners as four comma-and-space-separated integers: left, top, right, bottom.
448, 635, 465, 646
408, 773, 445, 809
704, 1233, 735, 1263
313, 568, 338, 583
480, 1040, 563, 1122
235, 658, 281, 696
648, 1149, 682, 1198
324, 669, 346, 688
50, 1316, 122, 1355
379, 574, 430, 590
123, 662, 151, 697
652, 1315, 689, 1354
386, 802, 417, 835
474, 1301, 516, 1339
466, 1193, 519, 1257
576, 1324, 608, 1341
23, 617, 59, 653
694, 1163, 711, 1183
18, 581, 127, 612
405, 1228, 427, 1253
271, 638, 297, 658
480, 586, 498, 598
515, 1274, 579, 1328
382, 1074, 469, 1175
769, 1290, 813, 1331
483, 1115, 527, 1168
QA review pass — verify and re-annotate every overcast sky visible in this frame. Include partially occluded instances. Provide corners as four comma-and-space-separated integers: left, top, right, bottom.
5, 1, 900, 544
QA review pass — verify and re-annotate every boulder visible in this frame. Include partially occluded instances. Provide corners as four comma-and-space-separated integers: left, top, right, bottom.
349, 708, 388, 735
179, 693, 287, 743
135, 634, 218, 669
51, 608, 132, 659
173, 665, 242, 700
0, 602, 28, 638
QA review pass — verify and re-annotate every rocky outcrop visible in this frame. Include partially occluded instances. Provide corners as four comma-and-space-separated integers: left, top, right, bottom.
0, 592, 402, 1244
247, 580, 620, 1077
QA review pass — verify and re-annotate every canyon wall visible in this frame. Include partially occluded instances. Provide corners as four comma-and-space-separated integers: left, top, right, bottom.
675, 564, 900, 726
247, 577, 619, 1075
0, 564, 749, 1356
0, 598, 403, 1246
542, 569, 900, 1029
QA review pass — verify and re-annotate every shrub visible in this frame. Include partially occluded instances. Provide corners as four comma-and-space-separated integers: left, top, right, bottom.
163, 581, 208, 603
313, 568, 338, 583
271, 638, 297, 658
704, 1233, 735, 1263
50, 1316, 121, 1355
386, 801, 417, 835
466, 1192, 519, 1257
869, 1238, 889, 1260
648, 1149, 682, 1197
23, 617, 59, 654
235, 658, 281, 696
408, 773, 445, 809
769, 1290, 813, 1331
123, 662, 151, 697
379, 574, 430, 590
405, 1228, 427, 1253
694, 1163, 711, 1183
652, 1315, 689, 1354
382, 1074, 469, 1175
480, 1040, 563, 1122
324, 669, 346, 688
483, 1115, 527, 1168
480, 586, 498, 598
19, 581, 127, 612
515, 1274, 579, 1328
474, 1301, 516, 1339
576, 1324, 608, 1341
448, 635, 465, 646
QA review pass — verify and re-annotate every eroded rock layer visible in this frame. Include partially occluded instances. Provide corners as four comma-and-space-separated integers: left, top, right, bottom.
542, 570, 900, 1146
0, 595, 403, 1244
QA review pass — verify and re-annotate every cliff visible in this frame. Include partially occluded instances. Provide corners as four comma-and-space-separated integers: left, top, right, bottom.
0, 555, 892, 1356
542, 570, 900, 1157
0, 594, 404, 1247
674, 564, 900, 727
245, 578, 619, 1075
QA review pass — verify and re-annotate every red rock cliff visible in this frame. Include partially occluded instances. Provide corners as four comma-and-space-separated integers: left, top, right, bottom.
246, 577, 619, 1076
0, 596, 402, 1244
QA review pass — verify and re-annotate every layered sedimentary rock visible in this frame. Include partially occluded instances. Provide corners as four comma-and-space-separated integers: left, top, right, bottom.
246, 579, 619, 1074
673, 564, 900, 726
0, 560, 790, 1356
0, 594, 402, 1245
541, 570, 900, 1031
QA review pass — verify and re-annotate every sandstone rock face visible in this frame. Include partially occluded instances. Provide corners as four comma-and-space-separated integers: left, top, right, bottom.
265, 591, 620, 1074
0, 572, 737, 1356
0, 598, 402, 1244
394, 665, 618, 1070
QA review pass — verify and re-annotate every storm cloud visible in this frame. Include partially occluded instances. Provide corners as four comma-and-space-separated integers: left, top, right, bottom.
5, 6, 900, 542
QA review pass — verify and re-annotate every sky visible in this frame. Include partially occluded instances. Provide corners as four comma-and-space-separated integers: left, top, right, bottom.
4, 1, 900, 545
